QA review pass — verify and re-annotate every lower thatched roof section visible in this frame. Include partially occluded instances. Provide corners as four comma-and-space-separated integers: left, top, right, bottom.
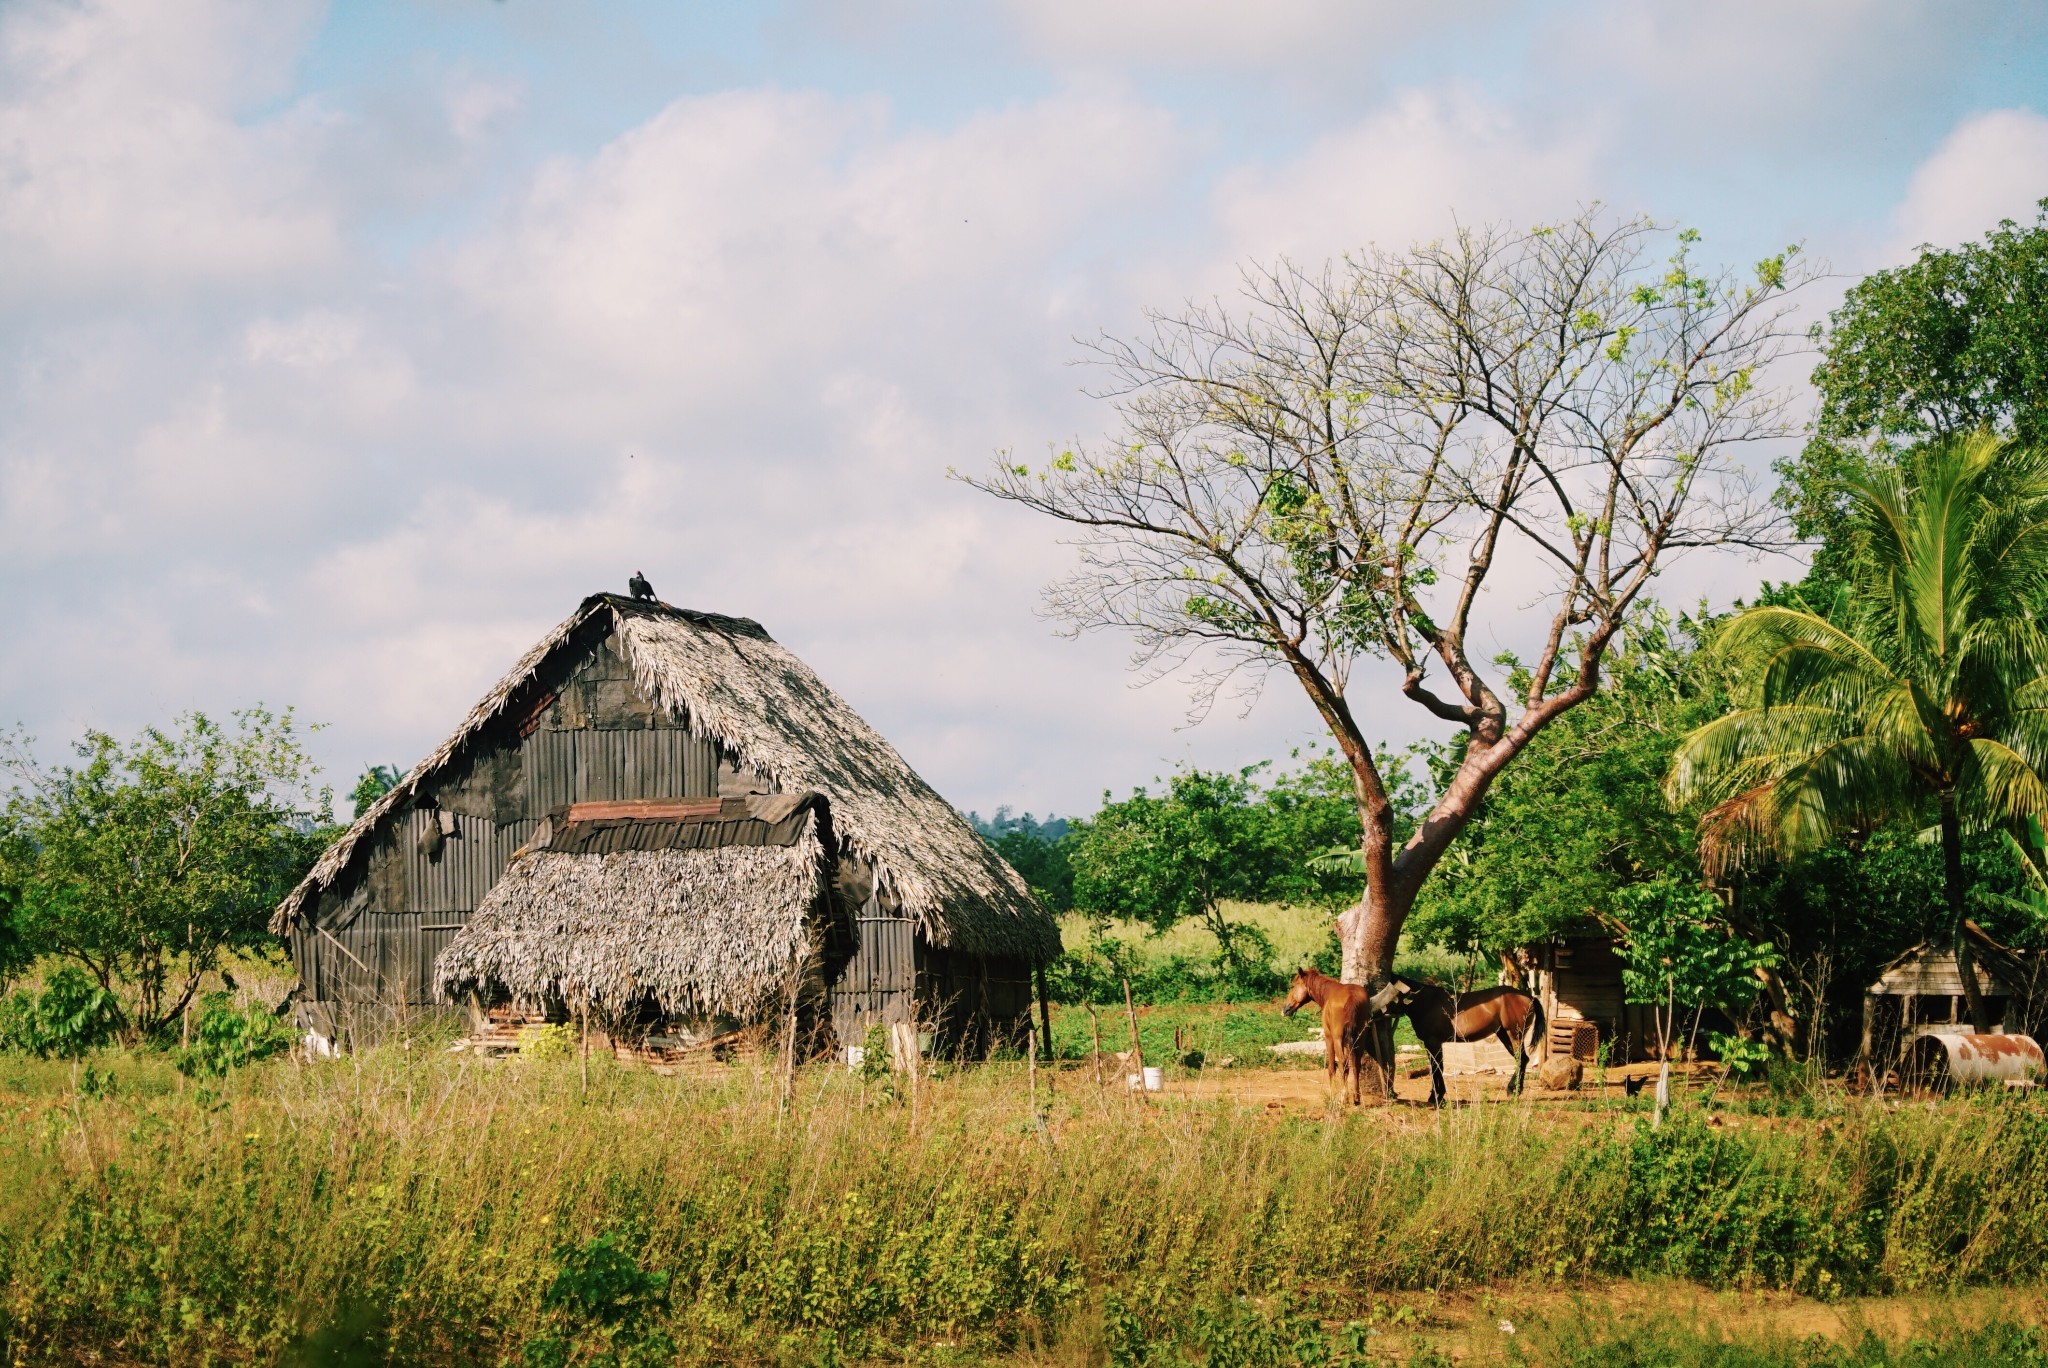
434, 833, 824, 1022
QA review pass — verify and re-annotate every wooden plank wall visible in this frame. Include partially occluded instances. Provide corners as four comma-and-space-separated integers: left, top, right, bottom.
826, 891, 918, 1049
307, 631, 721, 1013
917, 944, 1033, 1057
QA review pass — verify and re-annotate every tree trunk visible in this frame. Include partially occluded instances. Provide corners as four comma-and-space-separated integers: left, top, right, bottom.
1336, 876, 1422, 1098
1939, 792, 1995, 1033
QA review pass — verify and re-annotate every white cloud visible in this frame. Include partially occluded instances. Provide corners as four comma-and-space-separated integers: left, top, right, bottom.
1001, 0, 1505, 73
1209, 87, 1601, 270
0, 0, 342, 301
1889, 108, 2048, 255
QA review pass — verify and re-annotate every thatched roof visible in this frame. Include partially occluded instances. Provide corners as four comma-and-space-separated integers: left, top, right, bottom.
273, 593, 1055, 960
436, 808, 827, 1020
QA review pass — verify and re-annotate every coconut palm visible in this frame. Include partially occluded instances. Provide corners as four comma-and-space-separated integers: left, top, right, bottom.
1667, 432, 2048, 1031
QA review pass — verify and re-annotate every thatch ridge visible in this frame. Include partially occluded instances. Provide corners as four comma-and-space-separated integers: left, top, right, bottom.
273, 594, 1055, 959
435, 818, 824, 1020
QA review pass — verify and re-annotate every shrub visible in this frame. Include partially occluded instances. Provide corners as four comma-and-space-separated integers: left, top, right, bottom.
174, 994, 293, 1077
0, 966, 122, 1057
521, 1023, 578, 1060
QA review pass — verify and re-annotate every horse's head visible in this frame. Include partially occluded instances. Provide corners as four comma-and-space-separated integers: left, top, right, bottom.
1281, 967, 1317, 1017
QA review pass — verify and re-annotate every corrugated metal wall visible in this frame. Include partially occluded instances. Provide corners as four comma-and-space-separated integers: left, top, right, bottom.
827, 900, 917, 1046
402, 811, 540, 913
521, 727, 718, 811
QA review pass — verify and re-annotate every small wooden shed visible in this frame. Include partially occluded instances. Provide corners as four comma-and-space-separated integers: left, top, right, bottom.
269, 592, 1057, 1055
1856, 929, 2040, 1060
1520, 935, 1659, 1064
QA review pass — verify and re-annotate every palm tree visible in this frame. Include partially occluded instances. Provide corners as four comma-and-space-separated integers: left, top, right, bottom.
1667, 432, 2048, 1031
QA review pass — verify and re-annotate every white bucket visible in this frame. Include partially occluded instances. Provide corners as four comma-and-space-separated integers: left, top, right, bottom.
1142, 1065, 1164, 1092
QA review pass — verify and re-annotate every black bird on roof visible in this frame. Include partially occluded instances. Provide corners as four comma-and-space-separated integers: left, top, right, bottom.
629, 570, 656, 602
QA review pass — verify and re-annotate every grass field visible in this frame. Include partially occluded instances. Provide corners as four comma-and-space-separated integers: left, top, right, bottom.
2, 1043, 2046, 1365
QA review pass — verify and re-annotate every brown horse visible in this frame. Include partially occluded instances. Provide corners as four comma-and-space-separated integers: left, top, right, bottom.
1377, 977, 1545, 1104
1282, 968, 1403, 1105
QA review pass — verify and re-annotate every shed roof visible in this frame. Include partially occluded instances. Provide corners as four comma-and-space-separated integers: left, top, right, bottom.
435, 811, 827, 1021
1868, 944, 2009, 997
272, 593, 1057, 960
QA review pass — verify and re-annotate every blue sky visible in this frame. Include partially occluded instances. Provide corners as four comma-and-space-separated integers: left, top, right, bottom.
2, 0, 2045, 819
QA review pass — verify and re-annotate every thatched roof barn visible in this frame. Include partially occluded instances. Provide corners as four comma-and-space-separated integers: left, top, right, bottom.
271, 592, 1056, 1051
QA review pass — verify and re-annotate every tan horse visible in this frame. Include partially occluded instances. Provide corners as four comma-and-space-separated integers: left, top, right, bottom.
1282, 968, 1403, 1105
1377, 977, 1545, 1104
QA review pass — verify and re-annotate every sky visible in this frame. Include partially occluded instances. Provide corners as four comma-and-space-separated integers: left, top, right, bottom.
2, 0, 2046, 821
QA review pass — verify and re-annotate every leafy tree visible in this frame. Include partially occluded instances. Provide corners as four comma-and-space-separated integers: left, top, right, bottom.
0, 710, 330, 1039
964, 209, 1807, 1093
0, 965, 122, 1058
1779, 202, 2048, 569
1668, 434, 2048, 1031
1070, 766, 1283, 970
174, 993, 296, 1077
350, 763, 404, 818
970, 808, 1076, 912
1615, 876, 1777, 1057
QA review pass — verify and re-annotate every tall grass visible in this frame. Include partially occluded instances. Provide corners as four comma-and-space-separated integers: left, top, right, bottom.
1, 1050, 2045, 1364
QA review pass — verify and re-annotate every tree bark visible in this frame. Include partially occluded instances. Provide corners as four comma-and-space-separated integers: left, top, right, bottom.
1939, 792, 1995, 1033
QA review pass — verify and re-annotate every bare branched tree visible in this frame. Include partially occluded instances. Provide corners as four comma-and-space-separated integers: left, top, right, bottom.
962, 211, 1809, 1088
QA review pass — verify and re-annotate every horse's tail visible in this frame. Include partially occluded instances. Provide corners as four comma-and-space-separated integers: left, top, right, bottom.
1523, 991, 1546, 1059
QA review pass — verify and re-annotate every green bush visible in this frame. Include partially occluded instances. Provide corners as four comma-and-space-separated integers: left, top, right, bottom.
173, 994, 293, 1078
522, 1233, 674, 1368
0, 967, 122, 1057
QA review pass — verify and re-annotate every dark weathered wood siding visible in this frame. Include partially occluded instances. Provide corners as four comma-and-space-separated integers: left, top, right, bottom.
826, 893, 917, 1046
299, 630, 719, 1015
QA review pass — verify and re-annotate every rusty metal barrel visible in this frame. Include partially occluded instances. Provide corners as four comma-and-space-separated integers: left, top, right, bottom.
1902, 1033, 2044, 1091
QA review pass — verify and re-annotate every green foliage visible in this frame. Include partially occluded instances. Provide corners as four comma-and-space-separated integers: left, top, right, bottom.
1066, 750, 1391, 958
1672, 434, 2048, 1000
1410, 608, 1722, 953
6, 1051, 2048, 1363
1103, 1285, 1365, 1368
1071, 765, 1282, 967
348, 764, 404, 819
0, 966, 121, 1058
0, 710, 330, 1039
1709, 1031, 1776, 1083
523, 1233, 675, 1368
173, 994, 294, 1078
1615, 877, 1776, 1018
1783, 201, 2048, 563
970, 808, 1075, 912
521, 1023, 577, 1060
1587, 1111, 1887, 1294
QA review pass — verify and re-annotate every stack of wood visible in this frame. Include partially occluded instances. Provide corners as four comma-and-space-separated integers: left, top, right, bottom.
465, 1003, 559, 1056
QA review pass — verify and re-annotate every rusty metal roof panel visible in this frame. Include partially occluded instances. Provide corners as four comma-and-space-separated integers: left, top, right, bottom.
539, 792, 827, 854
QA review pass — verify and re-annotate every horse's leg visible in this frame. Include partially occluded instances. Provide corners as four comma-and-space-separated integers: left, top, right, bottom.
1427, 1041, 1445, 1106
1499, 1027, 1525, 1096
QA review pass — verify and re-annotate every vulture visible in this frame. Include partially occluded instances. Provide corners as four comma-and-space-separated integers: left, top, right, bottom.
629, 571, 656, 601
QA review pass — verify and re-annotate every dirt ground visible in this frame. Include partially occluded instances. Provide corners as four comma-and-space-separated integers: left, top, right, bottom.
1066, 1050, 1693, 1113
1299, 1281, 2048, 1361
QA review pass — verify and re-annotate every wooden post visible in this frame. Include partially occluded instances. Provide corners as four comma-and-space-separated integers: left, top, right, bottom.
1028, 1022, 1038, 1120
1123, 978, 1144, 1098
779, 972, 799, 1120
579, 1004, 589, 1098
1088, 1006, 1103, 1086
1034, 962, 1056, 1083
